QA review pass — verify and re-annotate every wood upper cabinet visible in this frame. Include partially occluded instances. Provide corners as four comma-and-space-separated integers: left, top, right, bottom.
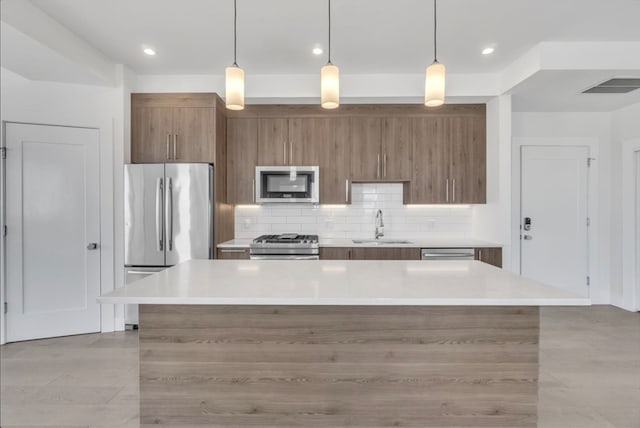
227, 118, 258, 204
306, 117, 351, 204
171, 108, 216, 162
350, 117, 382, 181
288, 118, 320, 166
131, 95, 217, 164
449, 115, 486, 204
381, 117, 413, 181
411, 117, 448, 204
410, 112, 486, 204
258, 118, 288, 166
349, 117, 413, 182
475, 247, 502, 268
131, 107, 172, 163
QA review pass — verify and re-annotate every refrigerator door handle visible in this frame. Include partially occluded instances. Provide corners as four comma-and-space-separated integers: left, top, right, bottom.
156, 178, 164, 251
166, 177, 174, 251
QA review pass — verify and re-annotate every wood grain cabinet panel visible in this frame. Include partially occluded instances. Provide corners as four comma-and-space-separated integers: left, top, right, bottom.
319, 247, 352, 260
216, 248, 250, 259
449, 115, 486, 204
350, 247, 421, 260
316, 118, 351, 204
349, 117, 382, 181
131, 107, 173, 163
227, 118, 259, 204
381, 117, 413, 181
411, 117, 448, 204
475, 247, 502, 268
171, 107, 215, 162
258, 118, 288, 166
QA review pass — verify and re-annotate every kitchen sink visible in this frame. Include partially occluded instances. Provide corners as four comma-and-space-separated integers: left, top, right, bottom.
352, 239, 412, 245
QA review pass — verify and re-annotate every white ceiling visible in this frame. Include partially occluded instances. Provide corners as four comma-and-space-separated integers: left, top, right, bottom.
28, 0, 640, 75
1, 0, 640, 112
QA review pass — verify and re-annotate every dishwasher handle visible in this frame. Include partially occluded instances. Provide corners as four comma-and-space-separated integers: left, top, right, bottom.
421, 248, 475, 260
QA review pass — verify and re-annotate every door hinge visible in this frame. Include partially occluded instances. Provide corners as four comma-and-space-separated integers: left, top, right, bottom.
587, 276, 590, 286
3, 302, 7, 314
1, 147, 6, 160
587, 157, 595, 167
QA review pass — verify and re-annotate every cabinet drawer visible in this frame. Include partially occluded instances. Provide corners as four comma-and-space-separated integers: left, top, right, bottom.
217, 248, 250, 259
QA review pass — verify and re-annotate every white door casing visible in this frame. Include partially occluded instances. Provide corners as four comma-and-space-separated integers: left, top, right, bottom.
520, 145, 589, 297
5, 123, 101, 342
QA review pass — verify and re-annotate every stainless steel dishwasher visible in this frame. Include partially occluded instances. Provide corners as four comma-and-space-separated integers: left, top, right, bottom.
421, 248, 475, 260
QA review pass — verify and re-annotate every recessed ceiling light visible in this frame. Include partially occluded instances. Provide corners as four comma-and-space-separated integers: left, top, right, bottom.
143, 47, 156, 56
481, 47, 495, 55
313, 47, 323, 55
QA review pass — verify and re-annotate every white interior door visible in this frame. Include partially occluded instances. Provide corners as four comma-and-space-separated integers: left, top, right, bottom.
520, 146, 589, 297
5, 123, 101, 342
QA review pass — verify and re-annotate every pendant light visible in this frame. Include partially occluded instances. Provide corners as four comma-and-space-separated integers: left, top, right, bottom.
425, 0, 445, 107
225, 0, 244, 110
321, 0, 339, 109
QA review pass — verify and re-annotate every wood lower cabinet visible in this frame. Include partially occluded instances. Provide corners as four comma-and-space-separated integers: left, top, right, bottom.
319, 247, 353, 260
475, 247, 502, 268
320, 247, 420, 260
217, 248, 250, 259
227, 118, 258, 204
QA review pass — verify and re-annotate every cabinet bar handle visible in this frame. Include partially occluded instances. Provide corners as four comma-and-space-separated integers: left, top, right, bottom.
290, 141, 293, 165
377, 154, 381, 178
345, 179, 349, 203
166, 134, 170, 160
452, 178, 456, 202
173, 134, 178, 160
220, 249, 247, 253
252, 178, 256, 203
383, 154, 387, 177
283, 142, 287, 164
445, 179, 450, 202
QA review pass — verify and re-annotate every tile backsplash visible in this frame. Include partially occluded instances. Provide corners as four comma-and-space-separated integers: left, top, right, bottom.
235, 183, 473, 239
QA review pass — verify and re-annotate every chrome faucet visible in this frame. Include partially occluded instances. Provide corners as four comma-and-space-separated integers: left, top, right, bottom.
375, 209, 384, 240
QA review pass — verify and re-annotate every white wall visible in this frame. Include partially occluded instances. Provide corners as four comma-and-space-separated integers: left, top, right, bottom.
472, 95, 513, 270
236, 183, 473, 239
611, 102, 640, 310
511, 112, 612, 304
0, 67, 126, 343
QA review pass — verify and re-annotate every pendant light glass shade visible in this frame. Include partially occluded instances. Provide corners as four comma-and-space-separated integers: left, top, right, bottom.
225, 65, 245, 110
424, 61, 445, 107
321, 63, 339, 109
225, 0, 244, 110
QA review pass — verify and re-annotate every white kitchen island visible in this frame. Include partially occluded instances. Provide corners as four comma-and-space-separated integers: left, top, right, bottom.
99, 259, 589, 427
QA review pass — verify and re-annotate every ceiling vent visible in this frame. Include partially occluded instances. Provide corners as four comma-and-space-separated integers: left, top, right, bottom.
583, 78, 640, 94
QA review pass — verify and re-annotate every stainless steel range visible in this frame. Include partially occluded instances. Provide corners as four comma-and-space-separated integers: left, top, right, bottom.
250, 234, 319, 260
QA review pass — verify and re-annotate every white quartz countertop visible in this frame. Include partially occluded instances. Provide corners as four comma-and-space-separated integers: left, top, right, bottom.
217, 238, 502, 249
99, 259, 588, 306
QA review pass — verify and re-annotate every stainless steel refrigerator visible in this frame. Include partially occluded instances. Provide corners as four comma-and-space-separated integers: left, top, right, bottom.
124, 163, 214, 325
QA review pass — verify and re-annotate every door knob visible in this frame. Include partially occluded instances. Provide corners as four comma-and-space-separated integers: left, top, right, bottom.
523, 235, 533, 240
87, 243, 99, 250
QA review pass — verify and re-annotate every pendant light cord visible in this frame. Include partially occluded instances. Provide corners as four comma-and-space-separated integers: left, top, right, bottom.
327, 0, 332, 64
433, 0, 438, 62
233, 0, 238, 66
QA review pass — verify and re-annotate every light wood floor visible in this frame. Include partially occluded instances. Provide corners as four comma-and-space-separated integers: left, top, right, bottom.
0, 305, 638, 428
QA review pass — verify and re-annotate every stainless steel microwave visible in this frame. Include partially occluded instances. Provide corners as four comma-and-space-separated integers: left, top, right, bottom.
255, 166, 319, 203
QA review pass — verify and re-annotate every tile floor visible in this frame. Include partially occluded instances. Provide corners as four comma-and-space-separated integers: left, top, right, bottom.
0, 305, 639, 428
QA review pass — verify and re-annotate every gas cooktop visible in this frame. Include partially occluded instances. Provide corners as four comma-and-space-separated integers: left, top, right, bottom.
252, 234, 319, 245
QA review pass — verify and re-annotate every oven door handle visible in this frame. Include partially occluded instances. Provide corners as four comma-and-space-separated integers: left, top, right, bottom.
249, 255, 319, 260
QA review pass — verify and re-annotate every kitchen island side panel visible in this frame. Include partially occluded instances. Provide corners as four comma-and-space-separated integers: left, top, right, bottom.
139, 305, 539, 427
